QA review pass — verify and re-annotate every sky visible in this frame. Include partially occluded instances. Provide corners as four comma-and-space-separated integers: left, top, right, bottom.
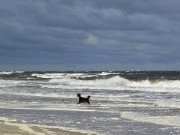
0, 0, 180, 71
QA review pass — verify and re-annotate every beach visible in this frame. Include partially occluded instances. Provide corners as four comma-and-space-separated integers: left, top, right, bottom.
0, 117, 95, 135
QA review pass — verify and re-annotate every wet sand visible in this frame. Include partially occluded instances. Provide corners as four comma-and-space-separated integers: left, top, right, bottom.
0, 118, 95, 135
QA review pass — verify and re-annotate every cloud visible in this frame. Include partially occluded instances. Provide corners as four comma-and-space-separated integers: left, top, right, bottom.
85, 34, 98, 45
0, 0, 180, 70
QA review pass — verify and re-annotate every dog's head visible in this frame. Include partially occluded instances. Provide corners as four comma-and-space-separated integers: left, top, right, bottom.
77, 93, 81, 98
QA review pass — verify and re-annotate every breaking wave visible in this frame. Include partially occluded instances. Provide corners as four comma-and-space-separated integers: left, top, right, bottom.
1, 71, 180, 93
42, 75, 180, 93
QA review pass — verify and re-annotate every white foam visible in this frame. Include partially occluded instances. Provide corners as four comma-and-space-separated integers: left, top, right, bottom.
43, 76, 128, 90
98, 72, 118, 76
0, 71, 13, 75
0, 79, 22, 88
129, 79, 180, 89
121, 112, 180, 127
0, 79, 42, 88
41, 76, 180, 93
155, 99, 180, 108
0, 71, 24, 74
32, 73, 65, 79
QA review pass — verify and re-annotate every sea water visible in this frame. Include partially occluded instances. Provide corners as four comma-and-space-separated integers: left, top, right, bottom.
0, 71, 180, 135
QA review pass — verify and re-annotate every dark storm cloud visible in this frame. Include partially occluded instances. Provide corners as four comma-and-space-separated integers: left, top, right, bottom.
0, 0, 180, 70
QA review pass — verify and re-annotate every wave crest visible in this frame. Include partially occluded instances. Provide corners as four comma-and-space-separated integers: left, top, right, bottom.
43, 76, 180, 92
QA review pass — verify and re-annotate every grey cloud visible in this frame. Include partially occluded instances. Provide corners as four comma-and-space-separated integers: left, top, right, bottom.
0, 0, 180, 70
88, 0, 180, 14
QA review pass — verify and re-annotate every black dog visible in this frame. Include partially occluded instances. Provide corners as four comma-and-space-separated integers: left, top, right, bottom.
77, 93, 90, 104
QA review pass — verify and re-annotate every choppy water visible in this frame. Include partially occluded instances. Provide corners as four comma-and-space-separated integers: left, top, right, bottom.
0, 71, 180, 135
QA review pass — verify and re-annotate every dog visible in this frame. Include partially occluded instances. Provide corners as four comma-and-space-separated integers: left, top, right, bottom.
77, 93, 90, 104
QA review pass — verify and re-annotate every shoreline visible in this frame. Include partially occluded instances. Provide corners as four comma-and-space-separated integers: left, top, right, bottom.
0, 117, 96, 135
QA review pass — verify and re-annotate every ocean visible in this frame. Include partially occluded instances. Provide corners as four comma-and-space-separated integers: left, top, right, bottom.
0, 71, 180, 135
